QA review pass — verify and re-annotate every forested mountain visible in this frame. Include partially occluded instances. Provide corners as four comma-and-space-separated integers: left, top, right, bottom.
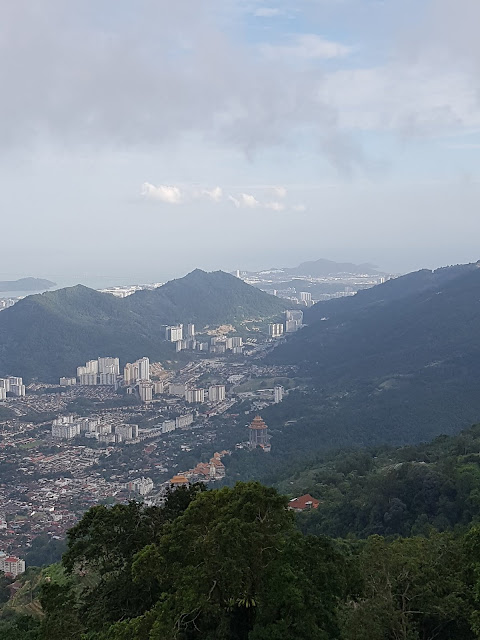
262, 262, 480, 451
0, 278, 55, 292
0, 270, 286, 381
126, 269, 287, 326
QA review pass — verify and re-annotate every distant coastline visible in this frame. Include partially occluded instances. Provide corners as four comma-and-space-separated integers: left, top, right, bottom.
0, 277, 56, 294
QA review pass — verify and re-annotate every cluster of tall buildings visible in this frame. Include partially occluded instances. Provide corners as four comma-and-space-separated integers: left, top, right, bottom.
165, 323, 244, 354
166, 323, 196, 352
51, 415, 139, 443
268, 310, 304, 338
168, 383, 226, 405
60, 357, 121, 387
0, 376, 26, 400
60, 356, 156, 403
124, 357, 150, 384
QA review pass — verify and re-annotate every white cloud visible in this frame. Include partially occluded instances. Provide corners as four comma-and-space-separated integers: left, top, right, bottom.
293, 203, 307, 212
265, 201, 285, 211
141, 183, 183, 204
271, 185, 287, 198
202, 186, 223, 202
262, 34, 352, 61
254, 7, 282, 17
241, 193, 261, 208
228, 195, 241, 208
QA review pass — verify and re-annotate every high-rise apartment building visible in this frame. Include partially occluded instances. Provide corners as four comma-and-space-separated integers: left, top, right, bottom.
52, 416, 81, 439
115, 424, 139, 441
166, 325, 183, 342
186, 323, 195, 338
268, 323, 284, 338
299, 292, 312, 302
99, 372, 116, 385
274, 386, 284, 404
79, 373, 98, 386
123, 357, 150, 385
0, 388, 6, 401
123, 362, 138, 385
0, 378, 10, 392
185, 388, 205, 403
176, 413, 194, 429
208, 385, 226, 403
138, 357, 150, 381
154, 381, 164, 395
60, 377, 76, 386
10, 383, 26, 397
138, 381, 153, 402
162, 419, 176, 433
85, 360, 99, 374
98, 357, 120, 375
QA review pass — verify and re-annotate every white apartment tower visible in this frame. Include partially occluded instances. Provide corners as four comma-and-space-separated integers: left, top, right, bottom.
98, 357, 120, 375
209, 385, 226, 403
166, 325, 183, 342
274, 386, 284, 404
138, 357, 150, 381
268, 323, 284, 338
138, 381, 153, 402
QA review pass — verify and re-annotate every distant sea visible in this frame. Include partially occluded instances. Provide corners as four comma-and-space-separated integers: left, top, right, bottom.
0, 289, 53, 299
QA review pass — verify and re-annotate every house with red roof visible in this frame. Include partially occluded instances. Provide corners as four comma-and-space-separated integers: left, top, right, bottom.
288, 494, 320, 512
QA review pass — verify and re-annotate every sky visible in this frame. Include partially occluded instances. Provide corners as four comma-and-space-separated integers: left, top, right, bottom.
1, 0, 480, 287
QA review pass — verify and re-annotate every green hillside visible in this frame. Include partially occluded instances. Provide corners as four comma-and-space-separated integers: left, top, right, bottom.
262, 263, 480, 453
0, 270, 286, 382
126, 269, 288, 325
275, 423, 480, 538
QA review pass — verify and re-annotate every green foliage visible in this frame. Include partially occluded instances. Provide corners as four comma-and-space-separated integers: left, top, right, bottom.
267, 423, 480, 538
341, 533, 475, 640
265, 264, 480, 453
25, 535, 66, 568
5, 478, 480, 639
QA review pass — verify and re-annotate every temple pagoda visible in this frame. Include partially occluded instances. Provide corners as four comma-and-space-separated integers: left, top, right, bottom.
248, 415, 271, 451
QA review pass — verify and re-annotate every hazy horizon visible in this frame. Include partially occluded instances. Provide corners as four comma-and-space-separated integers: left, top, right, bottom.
2, 246, 480, 292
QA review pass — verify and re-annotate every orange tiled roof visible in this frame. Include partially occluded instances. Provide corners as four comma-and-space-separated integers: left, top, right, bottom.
288, 494, 320, 511
249, 415, 268, 430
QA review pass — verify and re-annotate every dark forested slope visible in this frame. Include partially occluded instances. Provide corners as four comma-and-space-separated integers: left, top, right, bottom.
261, 262, 480, 454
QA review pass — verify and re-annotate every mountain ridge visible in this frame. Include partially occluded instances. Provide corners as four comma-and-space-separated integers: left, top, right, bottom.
0, 270, 287, 381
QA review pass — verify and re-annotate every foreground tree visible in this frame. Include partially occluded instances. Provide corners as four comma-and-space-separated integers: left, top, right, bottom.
341, 533, 475, 640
